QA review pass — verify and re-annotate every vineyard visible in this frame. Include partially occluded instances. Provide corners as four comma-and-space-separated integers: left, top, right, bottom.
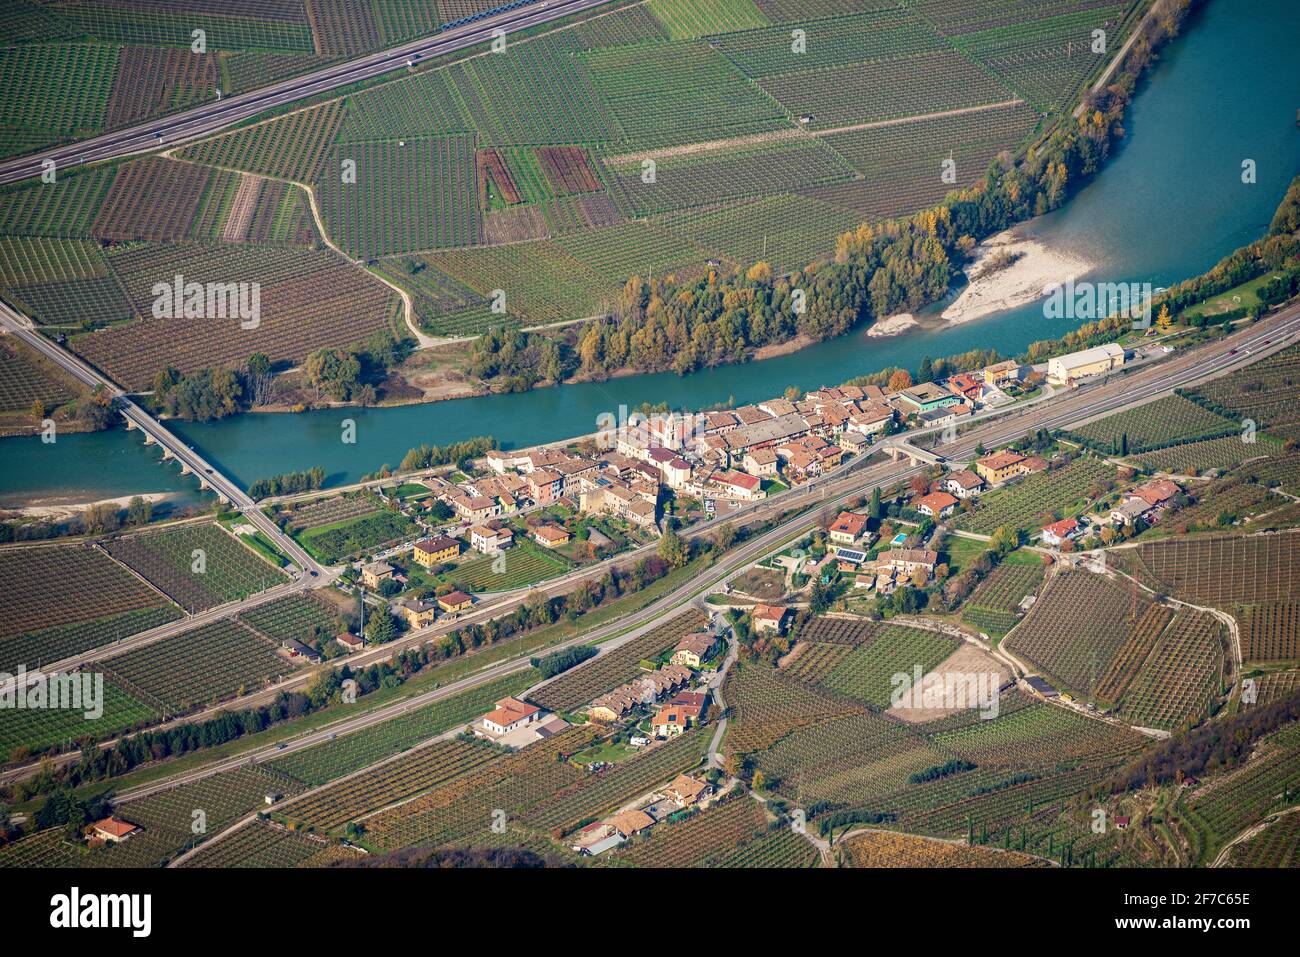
1068, 394, 1239, 455
1133, 435, 1278, 475
0, 674, 155, 761
318, 133, 480, 259
714, 824, 819, 867
781, 641, 852, 684
178, 820, 334, 869
929, 701, 1145, 767
613, 793, 769, 867
752, 710, 949, 808
1115, 530, 1300, 611
88, 763, 307, 869
527, 610, 709, 712
0, 0, 1135, 354
0, 544, 179, 672
819, 624, 960, 707
723, 660, 867, 754
1004, 570, 1157, 700
296, 507, 417, 563
362, 725, 598, 850
0, 337, 76, 412
270, 670, 538, 787
176, 101, 346, 183
952, 456, 1116, 535
1118, 609, 1224, 730
842, 830, 1045, 867
277, 738, 499, 832
446, 543, 570, 592
98, 618, 296, 713
761, 50, 1014, 131
104, 522, 284, 612
238, 593, 339, 644
1224, 810, 1300, 867
0, 605, 181, 678
1238, 601, 1300, 663
960, 561, 1045, 635
522, 727, 710, 832
1185, 744, 1300, 861
73, 242, 399, 389
1188, 342, 1300, 443
283, 494, 378, 531
655, 193, 860, 276
0, 762, 307, 869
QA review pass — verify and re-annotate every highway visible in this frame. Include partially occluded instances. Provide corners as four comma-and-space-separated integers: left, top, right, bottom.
0, 0, 613, 187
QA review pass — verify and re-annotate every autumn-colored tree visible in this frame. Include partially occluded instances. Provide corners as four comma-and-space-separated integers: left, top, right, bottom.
887, 369, 914, 392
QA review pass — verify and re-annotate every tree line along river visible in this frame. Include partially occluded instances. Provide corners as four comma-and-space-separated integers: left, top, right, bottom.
1, 0, 1297, 509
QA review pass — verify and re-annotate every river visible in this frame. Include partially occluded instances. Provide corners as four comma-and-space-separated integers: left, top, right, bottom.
2, 0, 1297, 507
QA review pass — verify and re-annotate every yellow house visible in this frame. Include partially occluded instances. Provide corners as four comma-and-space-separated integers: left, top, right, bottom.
533, 525, 571, 548
396, 598, 438, 629
361, 561, 395, 590
413, 536, 460, 568
671, 633, 716, 669
436, 590, 473, 614
974, 451, 1027, 485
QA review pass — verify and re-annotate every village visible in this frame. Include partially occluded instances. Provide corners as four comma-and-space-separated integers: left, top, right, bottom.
337, 342, 1136, 637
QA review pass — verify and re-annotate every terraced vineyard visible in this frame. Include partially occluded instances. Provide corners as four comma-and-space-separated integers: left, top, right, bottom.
1004, 570, 1155, 699
1224, 810, 1300, 867
1186, 743, 1300, 862
104, 522, 284, 612
843, 830, 1045, 867
1118, 609, 1225, 730
961, 561, 1045, 635
1115, 530, 1300, 611
1133, 435, 1279, 475
929, 701, 1145, 767
1238, 601, 1300, 664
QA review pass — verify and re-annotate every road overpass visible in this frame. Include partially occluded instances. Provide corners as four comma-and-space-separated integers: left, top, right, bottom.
0, 0, 614, 187
0, 299, 325, 578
